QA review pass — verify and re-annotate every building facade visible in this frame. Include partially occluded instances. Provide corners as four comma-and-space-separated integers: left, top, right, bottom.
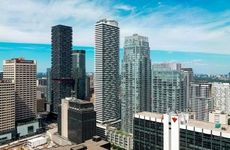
51, 25, 73, 113
72, 50, 86, 100
3, 58, 37, 122
133, 111, 230, 150
0, 80, 15, 143
121, 34, 151, 133
107, 127, 133, 150
58, 97, 96, 144
190, 82, 214, 121
152, 63, 187, 113
211, 82, 230, 115
95, 19, 120, 124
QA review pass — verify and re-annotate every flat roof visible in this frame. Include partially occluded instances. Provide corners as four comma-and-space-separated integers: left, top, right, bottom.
135, 111, 163, 119
28, 136, 46, 143
136, 112, 230, 134
187, 120, 230, 133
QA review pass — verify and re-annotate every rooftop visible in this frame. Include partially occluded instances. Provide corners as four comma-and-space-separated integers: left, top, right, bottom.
44, 137, 109, 150
135, 111, 163, 120
187, 120, 230, 133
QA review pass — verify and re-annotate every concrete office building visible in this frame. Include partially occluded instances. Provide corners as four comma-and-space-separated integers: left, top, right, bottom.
72, 50, 86, 100
190, 82, 214, 121
152, 63, 187, 113
133, 111, 230, 150
3, 58, 37, 122
212, 82, 230, 115
0, 80, 15, 143
121, 34, 151, 133
58, 97, 96, 144
95, 19, 120, 124
51, 25, 72, 113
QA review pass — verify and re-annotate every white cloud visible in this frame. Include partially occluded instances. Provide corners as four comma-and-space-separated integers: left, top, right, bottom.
114, 4, 135, 11
0, 0, 229, 54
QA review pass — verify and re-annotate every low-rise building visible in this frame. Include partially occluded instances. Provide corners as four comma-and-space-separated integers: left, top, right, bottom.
107, 127, 133, 150
209, 110, 230, 125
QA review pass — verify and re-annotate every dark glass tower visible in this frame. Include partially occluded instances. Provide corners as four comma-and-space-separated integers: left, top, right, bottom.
58, 97, 96, 144
72, 50, 86, 100
51, 25, 73, 113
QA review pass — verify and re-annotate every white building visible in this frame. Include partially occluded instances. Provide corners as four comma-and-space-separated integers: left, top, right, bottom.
209, 110, 230, 125
95, 19, 120, 124
212, 82, 230, 115
107, 127, 133, 150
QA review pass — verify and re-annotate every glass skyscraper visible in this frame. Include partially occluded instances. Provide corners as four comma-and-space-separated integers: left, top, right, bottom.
152, 63, 187, 113
121, 34, 151, 133
72, 50, 86, 100
95, 19, 120, 124
51, 25, 72, 113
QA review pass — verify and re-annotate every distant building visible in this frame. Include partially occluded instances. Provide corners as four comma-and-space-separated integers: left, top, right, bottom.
3, 58, 37, 122
0, 80, 15, 143
85, 75, 90, 100
190, 82, 214, 121
36, 78, 47, 112
212, 82, 230, 115
95, 19, 120, 124
152, 63, 187, 113
209, 110, 230, 125
72, 50, 86, 100
181, 68, 193, 107
51, 25, 73, 113
133, 111, 230, 150
121, 34, 151, 133
58, 97, 96, 144
46, 68, 52, 112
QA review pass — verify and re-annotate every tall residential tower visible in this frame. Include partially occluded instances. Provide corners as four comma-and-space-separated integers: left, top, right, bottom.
121, 34, 151, 133
51, 25, 73, 113
95, 19, 120, 124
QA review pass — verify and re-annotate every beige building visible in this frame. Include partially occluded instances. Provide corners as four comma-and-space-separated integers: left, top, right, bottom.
0, 80, 15, 142
209, 110, 230, 125
3, 58, 37, 122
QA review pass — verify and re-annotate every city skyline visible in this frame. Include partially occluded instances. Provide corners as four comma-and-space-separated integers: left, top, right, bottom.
0, 42, 230, 74
0, 1, 230, 149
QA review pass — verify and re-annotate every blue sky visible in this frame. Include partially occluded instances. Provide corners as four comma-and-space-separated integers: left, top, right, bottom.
0, 42, 230, 74
0, 0, 229, 53
0, 0, 229, 74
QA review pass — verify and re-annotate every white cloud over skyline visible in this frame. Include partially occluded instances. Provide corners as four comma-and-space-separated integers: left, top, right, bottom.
0, 0, 229, 54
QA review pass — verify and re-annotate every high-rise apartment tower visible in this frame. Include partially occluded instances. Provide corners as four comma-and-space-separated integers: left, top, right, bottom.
94, 19, 120, 124
121, 34, 151, 133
